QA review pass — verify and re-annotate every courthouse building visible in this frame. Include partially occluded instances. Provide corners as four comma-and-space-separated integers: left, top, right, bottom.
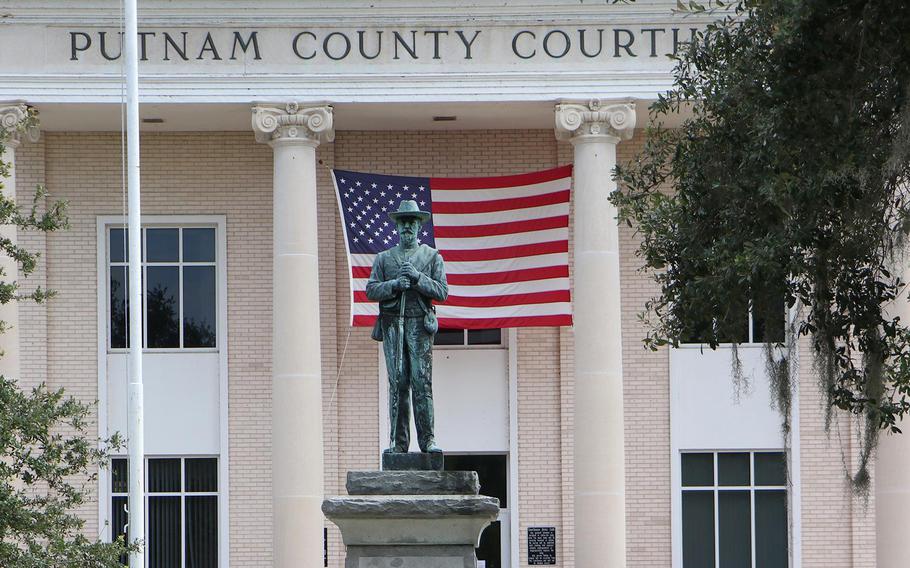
0, 1, 905, 567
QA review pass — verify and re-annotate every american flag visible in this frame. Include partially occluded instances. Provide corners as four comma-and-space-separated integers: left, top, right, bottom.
332, 166, 573, 329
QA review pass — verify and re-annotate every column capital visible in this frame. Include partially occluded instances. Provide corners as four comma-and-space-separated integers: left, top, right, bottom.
555, 99, 636, 144
0, 103, 40, 148
252, 102, 334, 147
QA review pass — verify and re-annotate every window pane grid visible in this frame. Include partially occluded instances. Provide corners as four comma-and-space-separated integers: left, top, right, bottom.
107, 226, 217, 351
110, 457, 218, 568
681, 451, 788, 568
681, 299, 786, 345
434, 328, 504, 347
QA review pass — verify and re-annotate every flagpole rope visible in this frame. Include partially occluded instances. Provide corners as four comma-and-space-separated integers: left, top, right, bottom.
328, 328, 352, 408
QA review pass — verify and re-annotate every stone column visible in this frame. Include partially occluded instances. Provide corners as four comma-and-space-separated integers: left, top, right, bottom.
0, 104, 38, 383
555, 99, 636, 568
252, 102, 334, 568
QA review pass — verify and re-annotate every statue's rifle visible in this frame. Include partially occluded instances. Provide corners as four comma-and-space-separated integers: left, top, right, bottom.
396, 251, 410, 378
397, 287, 406, 377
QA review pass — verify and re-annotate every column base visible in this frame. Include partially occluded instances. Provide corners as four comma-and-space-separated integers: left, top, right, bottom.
323, 471, 499, 568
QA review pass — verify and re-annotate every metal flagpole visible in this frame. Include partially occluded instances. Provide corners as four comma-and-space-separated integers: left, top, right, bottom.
124, 0, 145, 565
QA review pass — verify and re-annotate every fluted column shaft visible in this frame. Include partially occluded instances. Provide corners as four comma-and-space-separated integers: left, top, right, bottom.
253, 103, 334, 568
556, 99, 636, 568
0, 104, 38, 383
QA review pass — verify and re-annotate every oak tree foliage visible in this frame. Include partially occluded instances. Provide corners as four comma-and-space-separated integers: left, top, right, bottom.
611, 0, 910, 489
0, 111, 134, 566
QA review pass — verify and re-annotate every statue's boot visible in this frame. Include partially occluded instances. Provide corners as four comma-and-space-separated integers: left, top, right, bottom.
421, 441, 443, 453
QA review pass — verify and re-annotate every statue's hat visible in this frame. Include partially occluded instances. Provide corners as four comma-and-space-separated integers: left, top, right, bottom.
388, 199, 431, 223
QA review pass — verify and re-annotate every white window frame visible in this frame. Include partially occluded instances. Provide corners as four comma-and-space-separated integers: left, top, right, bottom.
96, 215, 229, 568
676, 449, 791, 568
443, 451, 511, 567
106, 224, 220, 353
432, 327, 508, 349
110, 455, 220, 567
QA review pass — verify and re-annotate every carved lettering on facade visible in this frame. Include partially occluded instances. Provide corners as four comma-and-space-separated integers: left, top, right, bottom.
66, 27, 699, 64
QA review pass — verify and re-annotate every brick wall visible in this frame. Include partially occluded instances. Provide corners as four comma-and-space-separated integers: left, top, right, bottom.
798, 333, 878, 567
617, 131, 673, 567
13, 128, 878, 568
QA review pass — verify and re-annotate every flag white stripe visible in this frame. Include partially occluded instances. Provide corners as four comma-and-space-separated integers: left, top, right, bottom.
352, 302, 572, 318
432, 203, 569, 226
352, 253, 569, 274
440, 254, 569, 274
435, 228, 568, 250
351, 253, 378, 267
431, 177, 570, 202
352, 277, 571, 297
349, 236, 568, 255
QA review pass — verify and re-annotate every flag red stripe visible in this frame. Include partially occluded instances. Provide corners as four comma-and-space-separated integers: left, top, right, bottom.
438, 315, 573, 329
429, 165, 573, 190
434, 215, 568, 238
352, 315, 377, 326
352, 314, 573, 329
439, 240, 568, 261
432, 190, 570, 214
353, 290, 570, 307
443, 290, 570, 307
352, 265, 569, 284
446, 265, 569, 285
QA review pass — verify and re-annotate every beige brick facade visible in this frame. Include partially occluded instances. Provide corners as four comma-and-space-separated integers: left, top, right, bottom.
13, 129, 877, 567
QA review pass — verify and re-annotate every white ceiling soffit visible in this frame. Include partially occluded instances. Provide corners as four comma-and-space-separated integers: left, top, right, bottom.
34, 100, 689, 132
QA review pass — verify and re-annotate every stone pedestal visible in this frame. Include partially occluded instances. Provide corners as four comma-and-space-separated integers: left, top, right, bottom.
323, 470, 499, 568
382, 450, 444, 471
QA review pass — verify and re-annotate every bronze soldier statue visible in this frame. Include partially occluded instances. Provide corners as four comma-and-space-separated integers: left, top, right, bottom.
366, 200, 448, 454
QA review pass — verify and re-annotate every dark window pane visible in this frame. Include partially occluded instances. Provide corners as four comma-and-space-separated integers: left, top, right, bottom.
475, 520, 501, 568
148, 458, 181, 493
755, 490, 788, 568
717, 308, 750, 343
184, 266, 216, 348
444, 454, 507, 508
755, 452, 787, 486
467, 329, 502, 345
146, 228, 179, 262
718, 453, 750, 486
111, 458, 128, 493
111, 495, 129, 563
110, 266, 129, 349
434, 328, 464, 346
186, 495, 218, 568
681, 318, 712, 344
682, 453, 714, 487
146, 266, 179, 348
682, 490, 715, 568
110, 228, 128, 263
753, 296, 785, 343
718, 491, 751, 568
186, 458, 218, 492
148, 496, 181, 568
184, 228, 216, 262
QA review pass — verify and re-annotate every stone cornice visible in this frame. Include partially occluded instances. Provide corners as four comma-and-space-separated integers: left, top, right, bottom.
554, 99, 636, 143
0, 1, 711, 26
0, 103, 39, 147
251, 103, 334, 147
